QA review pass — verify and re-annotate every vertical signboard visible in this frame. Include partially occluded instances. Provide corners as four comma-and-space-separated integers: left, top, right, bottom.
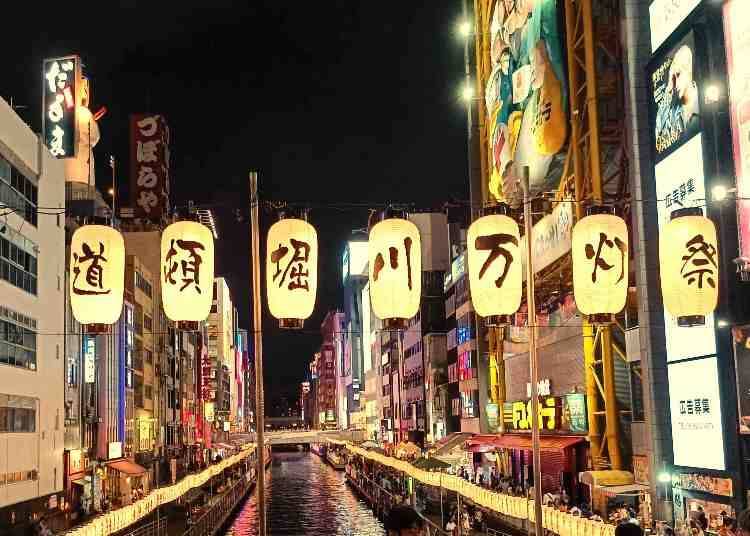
667, 357, 726, 470
130, 114, 170, 220
724, 0, 750, 263
84, 336, 96, 383
42, 55, 80, 158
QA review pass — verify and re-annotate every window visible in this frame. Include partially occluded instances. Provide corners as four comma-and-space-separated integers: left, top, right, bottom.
0, 156, 37, 227
0, 394, 36, 432
0, 232, 38, 295
144, 384, 153, 400
66, 357, 78, 386
135, 272, 152, 297
0, 309, 37, 370
145, 349, 153, 364
144, 315, 152, 332
460, 390, 479, 418
2, 469, 37, 485
134, 376, 144, 408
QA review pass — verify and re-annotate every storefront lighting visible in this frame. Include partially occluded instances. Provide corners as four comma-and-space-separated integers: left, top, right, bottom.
704, 83, 721, 105
460, 83, 474, 102
69, 225, 125, 325
711, 184, 735, 203
657, 471, 671, 483
572, 207, 628, 322
466, 205, 521, 325
659, 207, 719, 323
368, 210, 421, 327
161, 221, 215, 323
456, 19, 472, 37
266, 215, 318, 329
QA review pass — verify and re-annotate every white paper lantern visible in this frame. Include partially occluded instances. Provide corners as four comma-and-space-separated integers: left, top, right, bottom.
467, 213, 521, 320
161, 221, 215, 322
572, 212, 629, 316
659, 210, 719, 318
368, 217, 422, 323
266, 218, 318, 327
69, 225, 125, 325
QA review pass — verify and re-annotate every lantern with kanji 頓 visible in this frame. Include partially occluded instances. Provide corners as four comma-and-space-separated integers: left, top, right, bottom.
368, 214, 422, 327
572, 208, 629, 320
467, 208, 522, 325
161, 221, 215, 323
266, 217, 318, 328
659, 207, 719, 323
69, 225, 125, 325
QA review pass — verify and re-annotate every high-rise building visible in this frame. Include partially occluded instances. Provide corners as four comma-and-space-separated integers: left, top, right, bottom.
341, 239, 368, 429
0, 97, 65, 531
208, 277, 235, 443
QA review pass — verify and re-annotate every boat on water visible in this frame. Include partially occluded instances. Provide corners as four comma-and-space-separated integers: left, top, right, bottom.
326, 450, 346, 470
310, 442, 327, 457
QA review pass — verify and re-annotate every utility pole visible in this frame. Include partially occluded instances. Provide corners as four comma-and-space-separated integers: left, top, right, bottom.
249, 171, 267, 536
521, 167, 543, 536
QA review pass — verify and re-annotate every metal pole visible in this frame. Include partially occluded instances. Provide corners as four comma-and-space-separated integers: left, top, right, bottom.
110, 155, 117, 225
521, 167, 543, 536
249, 171, 267, 536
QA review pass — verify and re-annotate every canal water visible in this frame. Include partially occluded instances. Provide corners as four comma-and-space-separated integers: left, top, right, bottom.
223, 450, 386, 536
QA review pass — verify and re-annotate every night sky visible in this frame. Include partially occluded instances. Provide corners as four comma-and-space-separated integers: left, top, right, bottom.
2, 2, 469, 410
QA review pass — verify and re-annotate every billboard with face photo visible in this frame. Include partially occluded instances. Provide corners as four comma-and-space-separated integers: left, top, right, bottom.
485, 0, 568, 206
650, 31, 701, 163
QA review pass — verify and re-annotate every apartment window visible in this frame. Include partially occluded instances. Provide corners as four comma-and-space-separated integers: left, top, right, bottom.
144, 315, 152, 332
2, 469, 38, 485
135, 272, 152, 297
0, 311, 37, 371
0, 232, 38, 295
0, 394, 36, 433
0, 156, 37, 227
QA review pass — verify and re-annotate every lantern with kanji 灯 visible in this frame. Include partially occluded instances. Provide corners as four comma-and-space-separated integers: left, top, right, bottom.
161, 221, 215, 323
572, 208, 629, 320
466, 207, 522, 325
69, 225, 125, 325
368, 214, 422, 327
659, 207, 719, 323
266, 217, 318, 328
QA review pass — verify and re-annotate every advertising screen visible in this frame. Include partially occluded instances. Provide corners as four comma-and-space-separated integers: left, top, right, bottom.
484, 0, 567, 205
724, 0, 750, 263
654, 133, 716, 362
650, 31, 702, 164
668, 357, 725, 470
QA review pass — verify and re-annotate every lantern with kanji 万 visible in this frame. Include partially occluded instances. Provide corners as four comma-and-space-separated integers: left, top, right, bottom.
161, 221, 215, 323
69, 225, 125, 325
466, 206, 522, 325
659, 207, 719, 324
572, 207, 629, 321
368, 212, 422, 327
266, 216, 318, 328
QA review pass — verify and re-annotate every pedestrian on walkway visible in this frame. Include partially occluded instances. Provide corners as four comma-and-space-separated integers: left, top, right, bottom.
385, 505, 426, 536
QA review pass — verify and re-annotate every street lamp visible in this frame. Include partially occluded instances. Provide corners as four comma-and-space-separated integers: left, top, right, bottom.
460, 82, 474, 103
456, 19, 471, 38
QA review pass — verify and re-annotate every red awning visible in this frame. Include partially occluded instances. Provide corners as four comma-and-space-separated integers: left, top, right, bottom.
107, 459, 147, 475
467, 434, 584, 453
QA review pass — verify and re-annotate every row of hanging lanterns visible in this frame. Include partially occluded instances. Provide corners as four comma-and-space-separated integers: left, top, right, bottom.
68, 204, 720, 330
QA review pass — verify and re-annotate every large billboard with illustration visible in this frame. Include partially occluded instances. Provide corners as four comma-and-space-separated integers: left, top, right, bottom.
484, 0, 567, 205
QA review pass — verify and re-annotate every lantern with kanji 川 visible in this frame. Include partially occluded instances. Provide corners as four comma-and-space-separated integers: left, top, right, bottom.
266, 216, 318, 328
659, 207, 719, 323
467, 206, 521, 325
572, 207, 629, 321
69, 225, 125, 325
368, 212, 422, 327
161, 221, 215, 323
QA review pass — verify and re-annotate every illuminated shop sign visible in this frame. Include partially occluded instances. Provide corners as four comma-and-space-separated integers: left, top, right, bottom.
678, 473, 733, 497
42, 55, 79, 158
130, 114, 170, 220
84, 336, 96, 383
502, 394, 587, 434
649, 0, 701, 53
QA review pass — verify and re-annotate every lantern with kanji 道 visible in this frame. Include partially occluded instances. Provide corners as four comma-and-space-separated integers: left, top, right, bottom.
161, 221, 215, 323
572, 208, 629, 320
466, 207, 522, 325
659, 207, 719, 322
368, 214, 422, 327
266, 217, 318, 328
69, 225, 125, 325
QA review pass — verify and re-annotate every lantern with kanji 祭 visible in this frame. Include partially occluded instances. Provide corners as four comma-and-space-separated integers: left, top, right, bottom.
659, 207, 719, 324
161, 221, 215, 323
572, 207, 629, 321
69, 225, 125, 325
466, 205, 521, 325
266, 216, 318, 328
368, 212, 422, 327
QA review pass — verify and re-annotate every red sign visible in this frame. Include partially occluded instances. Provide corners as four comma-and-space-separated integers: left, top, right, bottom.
130, 114, 170, 220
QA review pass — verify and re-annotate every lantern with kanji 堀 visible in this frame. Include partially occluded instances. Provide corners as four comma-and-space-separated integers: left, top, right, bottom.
69, 225, 125, 325
659, 207, 719, 323
467, 207, 521, 325
572, 208, 629, 320
161, 221, 215, 323
368, 213, 422, 327
266, 217, 318, 328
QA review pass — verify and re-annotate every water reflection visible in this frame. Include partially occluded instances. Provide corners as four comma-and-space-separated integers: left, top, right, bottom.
224, 451, 385, 536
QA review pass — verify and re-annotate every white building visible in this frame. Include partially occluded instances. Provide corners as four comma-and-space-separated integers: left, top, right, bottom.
209, 278, 236, 439
0, 97, 65, 527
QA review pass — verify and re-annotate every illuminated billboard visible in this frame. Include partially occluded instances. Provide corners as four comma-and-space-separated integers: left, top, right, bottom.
668, 357, 725, 470
42, 55, 80, 158
649, 0, 701, 53
130, 114, 170, 220
484, 0, 567, 205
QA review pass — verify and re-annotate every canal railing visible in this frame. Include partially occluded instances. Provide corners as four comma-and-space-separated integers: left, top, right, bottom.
116, 517, 168, 536
182, 475, 254, 536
